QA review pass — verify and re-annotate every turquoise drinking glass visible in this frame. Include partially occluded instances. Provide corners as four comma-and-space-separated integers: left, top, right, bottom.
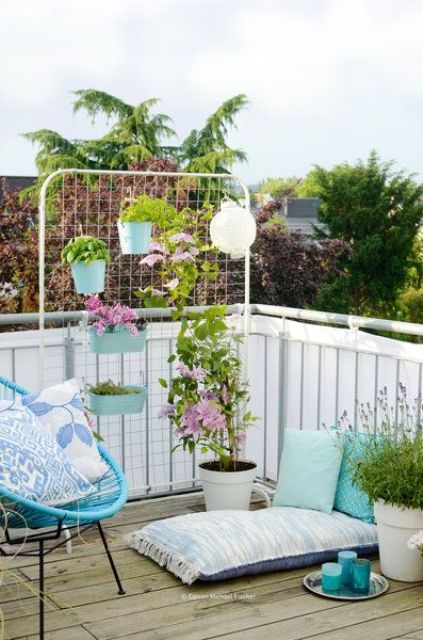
321, 562, 342, 591
351, 558, 371, 593
338, 550, 357, 586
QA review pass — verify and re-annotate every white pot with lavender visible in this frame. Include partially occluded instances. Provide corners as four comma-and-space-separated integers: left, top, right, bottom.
348, 385, 423, 582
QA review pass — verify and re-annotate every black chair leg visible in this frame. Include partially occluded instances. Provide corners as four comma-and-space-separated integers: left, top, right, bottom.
96, 521, 125, 595
39, 540, 44, 640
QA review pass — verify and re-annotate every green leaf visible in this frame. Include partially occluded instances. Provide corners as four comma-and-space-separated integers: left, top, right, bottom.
144, 296, 167, 308
158, 378, 168, 388
194, 323, 209, 340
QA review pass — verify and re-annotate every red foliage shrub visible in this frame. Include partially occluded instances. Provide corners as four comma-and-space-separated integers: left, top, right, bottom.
250, 201, 350, 309
0, 180, 39, 313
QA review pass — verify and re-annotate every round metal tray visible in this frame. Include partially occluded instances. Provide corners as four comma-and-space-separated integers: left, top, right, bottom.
303, 571, 389, 601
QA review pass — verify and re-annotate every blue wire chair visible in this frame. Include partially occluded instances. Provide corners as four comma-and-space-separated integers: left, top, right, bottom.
0, 375, 128, 640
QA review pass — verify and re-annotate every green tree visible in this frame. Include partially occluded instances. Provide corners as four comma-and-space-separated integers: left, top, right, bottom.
295, 170, 320, 197
303, 152, 423, 316
178, 94, 248, 173
259, 176, 301, 198
24, 90, 248, 178
406, 232, 423, 290
398, 287, 423, 324
24, 90, 176, 174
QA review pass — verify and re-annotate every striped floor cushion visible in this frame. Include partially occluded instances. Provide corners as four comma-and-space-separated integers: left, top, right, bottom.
128, 506, 378, 584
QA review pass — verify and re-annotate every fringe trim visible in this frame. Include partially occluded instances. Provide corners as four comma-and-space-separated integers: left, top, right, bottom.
128, 533, 200, 585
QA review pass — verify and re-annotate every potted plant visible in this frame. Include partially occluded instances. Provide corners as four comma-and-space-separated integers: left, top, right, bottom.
118, 194, 176, 255
88, 380, 148, 417
346, 385, 423, 582
85, 295, 148, 354
159, 306, 257, 511
61, 236, 111, 294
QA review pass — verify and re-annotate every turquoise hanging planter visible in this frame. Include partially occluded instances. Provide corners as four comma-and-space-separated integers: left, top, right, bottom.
88, 385, 148, 416
117, 221, 153, 255
88, 326, 148, 355
71, 260, 106, 294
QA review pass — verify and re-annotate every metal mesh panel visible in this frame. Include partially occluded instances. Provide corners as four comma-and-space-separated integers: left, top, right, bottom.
42, 171, 246, 312
38, 169, 249, 498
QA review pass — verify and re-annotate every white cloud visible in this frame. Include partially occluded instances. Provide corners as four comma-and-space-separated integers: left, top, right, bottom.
0, 0, 422, 181
190, 0, 423, 112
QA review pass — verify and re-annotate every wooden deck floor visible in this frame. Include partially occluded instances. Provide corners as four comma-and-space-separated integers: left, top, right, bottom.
2, 494, 423, 640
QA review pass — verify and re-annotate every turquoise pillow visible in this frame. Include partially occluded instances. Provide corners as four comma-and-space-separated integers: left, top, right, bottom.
273, 429, 343, 513
334, 432, 374, 523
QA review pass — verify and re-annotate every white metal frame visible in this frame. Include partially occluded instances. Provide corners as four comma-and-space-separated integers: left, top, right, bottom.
38, 168, 251, 384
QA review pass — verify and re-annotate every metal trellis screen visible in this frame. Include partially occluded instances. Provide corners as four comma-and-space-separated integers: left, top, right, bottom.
38, 169, 249, 498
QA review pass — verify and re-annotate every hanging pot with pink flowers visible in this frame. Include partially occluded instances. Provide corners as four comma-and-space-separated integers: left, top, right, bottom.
85, 295, 148, 354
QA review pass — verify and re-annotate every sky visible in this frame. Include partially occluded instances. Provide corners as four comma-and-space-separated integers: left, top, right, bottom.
0, 0, 422, 184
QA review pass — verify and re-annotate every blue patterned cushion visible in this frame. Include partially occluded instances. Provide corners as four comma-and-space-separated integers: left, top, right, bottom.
20, 379, 107, 482
0, 404, 93, 505
334, 432, 374, 523
128, 507, 378, 584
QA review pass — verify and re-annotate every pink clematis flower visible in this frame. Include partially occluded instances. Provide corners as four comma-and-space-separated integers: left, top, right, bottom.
179, 405, 203, 436
140, 253, 165, 267
177, 363, 205, 382
169, 232, 194, 243
158, 402, 175, 419
149, 241, 169, 254
195, 400, 226, 432
199, 390, 218, 401
164, 278, 179, 291
170, 251, 194, 263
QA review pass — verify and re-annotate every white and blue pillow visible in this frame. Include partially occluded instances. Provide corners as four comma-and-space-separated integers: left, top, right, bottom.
20, 379, 107, 482
129, 507, 378, 584
0, 404, 93, 505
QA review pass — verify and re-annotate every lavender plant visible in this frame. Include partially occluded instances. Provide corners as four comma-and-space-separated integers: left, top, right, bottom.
339, 384, 423, 510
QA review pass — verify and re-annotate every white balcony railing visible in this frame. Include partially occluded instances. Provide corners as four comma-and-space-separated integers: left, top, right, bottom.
1, 305, 423, 498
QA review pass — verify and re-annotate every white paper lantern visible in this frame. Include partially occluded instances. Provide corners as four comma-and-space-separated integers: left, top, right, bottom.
210, 199, 257, 259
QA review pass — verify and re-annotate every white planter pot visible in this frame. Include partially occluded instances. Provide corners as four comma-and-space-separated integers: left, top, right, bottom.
198, 461, 257, 511
374, 500, 423, 582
